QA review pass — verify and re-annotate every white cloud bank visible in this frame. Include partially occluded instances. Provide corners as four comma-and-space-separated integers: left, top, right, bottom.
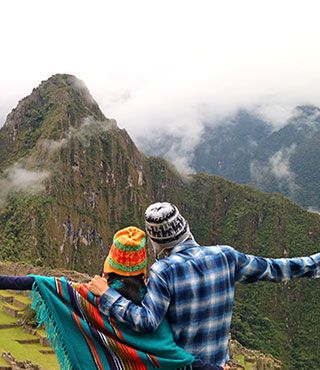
1, 0, 320, 131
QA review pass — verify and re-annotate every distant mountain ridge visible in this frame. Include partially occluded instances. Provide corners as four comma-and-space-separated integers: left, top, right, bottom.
249, 105, 320, 208
142, 106, 320, 210
1, 74, 320, 369
191, 110, 273, 184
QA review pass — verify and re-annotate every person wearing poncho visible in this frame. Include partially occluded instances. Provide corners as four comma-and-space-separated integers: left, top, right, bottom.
0, 226, 203, 370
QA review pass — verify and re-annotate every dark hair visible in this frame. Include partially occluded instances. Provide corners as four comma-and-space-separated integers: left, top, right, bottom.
107, 273, 147, 306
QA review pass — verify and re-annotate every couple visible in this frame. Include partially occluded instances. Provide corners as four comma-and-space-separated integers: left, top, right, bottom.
2, 201, 320, 369
87, 201, 320, 368
87, 223, 228, 370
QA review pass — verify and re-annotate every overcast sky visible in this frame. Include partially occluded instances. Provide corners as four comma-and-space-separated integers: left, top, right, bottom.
1, 0, 320, 153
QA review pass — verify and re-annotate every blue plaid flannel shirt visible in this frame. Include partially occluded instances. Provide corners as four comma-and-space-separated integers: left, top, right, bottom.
99, 239, 320, 365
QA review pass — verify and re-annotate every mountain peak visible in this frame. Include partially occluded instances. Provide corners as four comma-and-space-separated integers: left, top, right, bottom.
1, 74, 116, 166
4, 73, 104, 131
38, 74, 100, 112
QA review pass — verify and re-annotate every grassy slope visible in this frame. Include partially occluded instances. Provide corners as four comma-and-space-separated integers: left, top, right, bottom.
0, 291, 59, 370
0, 328, 59, 370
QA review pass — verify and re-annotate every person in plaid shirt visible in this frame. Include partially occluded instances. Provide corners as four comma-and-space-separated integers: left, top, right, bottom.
88, 202, 320, 368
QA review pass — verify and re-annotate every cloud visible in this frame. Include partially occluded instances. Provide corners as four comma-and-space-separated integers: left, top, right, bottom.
39, 137, 70, 155
71, 77, 97, 107
38, 117, 117, 157
307, 207, 320, 215
1, 1, 320, 124
250, 145, 299, 196
269, 145, 297, 180
72, 117, 117, 143
251, 104, 296, 129
135, 108, 204, 173
0, 163, 49, 207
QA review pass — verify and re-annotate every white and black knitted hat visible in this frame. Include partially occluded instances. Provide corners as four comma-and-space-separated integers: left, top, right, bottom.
145, 202, 190, 255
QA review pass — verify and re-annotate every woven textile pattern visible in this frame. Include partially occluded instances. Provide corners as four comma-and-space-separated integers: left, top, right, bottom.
29, 276, 194, 370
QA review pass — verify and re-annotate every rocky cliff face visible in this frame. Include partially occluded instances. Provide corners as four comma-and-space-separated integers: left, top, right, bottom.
1, 74, 320, 369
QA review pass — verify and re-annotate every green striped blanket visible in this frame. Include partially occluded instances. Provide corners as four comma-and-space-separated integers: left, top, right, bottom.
29, 276, 194, 370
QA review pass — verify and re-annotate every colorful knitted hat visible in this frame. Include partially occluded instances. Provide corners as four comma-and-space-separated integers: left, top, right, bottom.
103, 226, 147, 277
145, 202, 190, 256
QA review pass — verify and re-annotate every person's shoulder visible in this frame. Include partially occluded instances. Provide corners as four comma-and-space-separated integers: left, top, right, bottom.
197, 245, 237, 264
174, 244, 236, 263
214, 245, 238, 259
216, 245, 236, 254
150, 251, 187, 277
194, 244, 236, 256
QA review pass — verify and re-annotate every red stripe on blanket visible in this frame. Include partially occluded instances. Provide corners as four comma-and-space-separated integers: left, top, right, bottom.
149, 354, 161, 368
110, 318, 147, 370
57, 278, 67, 306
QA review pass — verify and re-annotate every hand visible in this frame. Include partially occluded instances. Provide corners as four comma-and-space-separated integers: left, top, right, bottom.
86, 276, 110, 296
222, 364, 230, 370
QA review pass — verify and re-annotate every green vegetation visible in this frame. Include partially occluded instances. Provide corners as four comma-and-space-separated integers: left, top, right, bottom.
235, 355, 253, 370
0, 290, 59, 370
0, 194, 51, 263
0, 356, 10, 366
0, 301, 17, 325
0, 327, 59, 370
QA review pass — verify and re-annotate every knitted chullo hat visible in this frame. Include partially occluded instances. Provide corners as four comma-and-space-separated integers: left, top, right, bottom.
145, 202, 190, 256
103, 226, 147, 277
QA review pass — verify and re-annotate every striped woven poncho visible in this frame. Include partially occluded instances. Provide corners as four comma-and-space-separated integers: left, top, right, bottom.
29, 276, 194, 370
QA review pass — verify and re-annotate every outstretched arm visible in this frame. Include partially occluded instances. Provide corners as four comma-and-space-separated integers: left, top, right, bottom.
0, 275, 35, 290
232, 249, 320, 283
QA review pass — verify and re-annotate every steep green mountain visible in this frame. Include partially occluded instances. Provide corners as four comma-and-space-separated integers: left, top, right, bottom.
1, 74, 320, 369
0, 74, 155, 273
